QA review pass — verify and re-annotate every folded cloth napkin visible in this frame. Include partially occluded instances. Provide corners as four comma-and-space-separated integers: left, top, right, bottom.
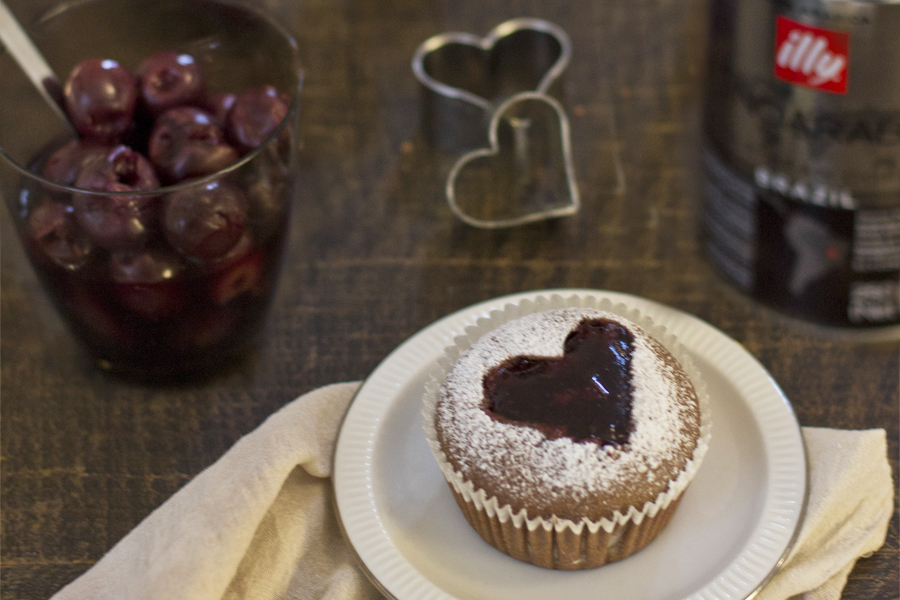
51, 383, 894, 600
756, 426, 894, 600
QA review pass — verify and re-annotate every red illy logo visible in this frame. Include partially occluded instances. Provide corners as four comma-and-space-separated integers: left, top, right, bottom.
774, 16, 850, 94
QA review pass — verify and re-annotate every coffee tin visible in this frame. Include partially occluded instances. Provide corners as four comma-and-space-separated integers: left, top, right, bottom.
702, 0, 900, 328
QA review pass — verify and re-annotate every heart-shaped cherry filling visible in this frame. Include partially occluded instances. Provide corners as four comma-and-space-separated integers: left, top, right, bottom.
482, 318, 634, 446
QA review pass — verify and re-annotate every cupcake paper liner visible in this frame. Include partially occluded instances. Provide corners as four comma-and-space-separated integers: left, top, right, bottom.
422, 293, 712, 569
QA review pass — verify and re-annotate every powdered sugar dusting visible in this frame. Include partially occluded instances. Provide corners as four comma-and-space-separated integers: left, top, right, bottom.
434, 308, 701, 520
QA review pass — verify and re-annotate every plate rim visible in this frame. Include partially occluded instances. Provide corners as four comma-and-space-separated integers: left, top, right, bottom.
332, 289, 809, 600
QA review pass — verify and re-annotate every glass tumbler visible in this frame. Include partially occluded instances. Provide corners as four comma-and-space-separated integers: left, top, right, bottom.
0, 0, 303, 379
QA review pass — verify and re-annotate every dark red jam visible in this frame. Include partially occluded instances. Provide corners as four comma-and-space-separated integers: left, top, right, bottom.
482, 318, 634, 445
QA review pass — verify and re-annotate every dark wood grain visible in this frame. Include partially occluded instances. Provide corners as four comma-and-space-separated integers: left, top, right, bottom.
2, 0, 897, 598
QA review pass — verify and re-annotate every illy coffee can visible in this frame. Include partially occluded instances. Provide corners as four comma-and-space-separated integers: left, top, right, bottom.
702, 0, 900, 328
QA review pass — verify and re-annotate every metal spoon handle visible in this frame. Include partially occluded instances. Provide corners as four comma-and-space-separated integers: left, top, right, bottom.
0, 1, 74, 132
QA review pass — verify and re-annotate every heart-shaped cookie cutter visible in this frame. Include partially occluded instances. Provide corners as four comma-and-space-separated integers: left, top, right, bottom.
446, 92, 580, 228
412, 19, 580, 228
412, 18, 571, 120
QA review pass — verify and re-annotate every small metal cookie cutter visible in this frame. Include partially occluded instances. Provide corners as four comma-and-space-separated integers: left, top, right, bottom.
412, 18, 581, 229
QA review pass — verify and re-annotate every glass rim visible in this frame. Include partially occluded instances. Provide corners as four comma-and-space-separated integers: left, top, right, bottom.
0, 0, 304, 196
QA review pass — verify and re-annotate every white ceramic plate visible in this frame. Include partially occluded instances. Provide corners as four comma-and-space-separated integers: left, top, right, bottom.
333, 289, 808, 600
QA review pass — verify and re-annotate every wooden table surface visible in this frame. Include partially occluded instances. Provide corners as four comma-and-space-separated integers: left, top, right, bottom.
2, 0, 897, 598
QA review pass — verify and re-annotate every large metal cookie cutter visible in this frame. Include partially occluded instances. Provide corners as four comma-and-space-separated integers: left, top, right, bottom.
412, 19, 580, 229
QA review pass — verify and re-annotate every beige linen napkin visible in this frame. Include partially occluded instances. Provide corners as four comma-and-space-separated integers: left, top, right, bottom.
51, 383, 893, 600
755, 427, 894, 600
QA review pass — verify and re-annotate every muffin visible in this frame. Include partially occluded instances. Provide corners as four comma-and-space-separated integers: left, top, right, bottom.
423, 304, 710, 569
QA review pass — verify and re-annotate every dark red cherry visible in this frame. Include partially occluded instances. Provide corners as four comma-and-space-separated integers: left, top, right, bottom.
148, 107, 239, 183
199, 92, 236, 128
27, 200, 93, 269
163, 180, 248, 260
110, 246, 184, 283
226, 85, 289, 152
245, 176, 287, 238
110, 248, 187, 319
41, 139, 111, 186
63, 58, 137, 143
211, 247, 264, 305
137, 51, 204, 116
483, 319, 635, 446
72, 145, 160, 249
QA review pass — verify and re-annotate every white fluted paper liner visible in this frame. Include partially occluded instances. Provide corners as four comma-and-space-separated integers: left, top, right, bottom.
422, 293, 712, 568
